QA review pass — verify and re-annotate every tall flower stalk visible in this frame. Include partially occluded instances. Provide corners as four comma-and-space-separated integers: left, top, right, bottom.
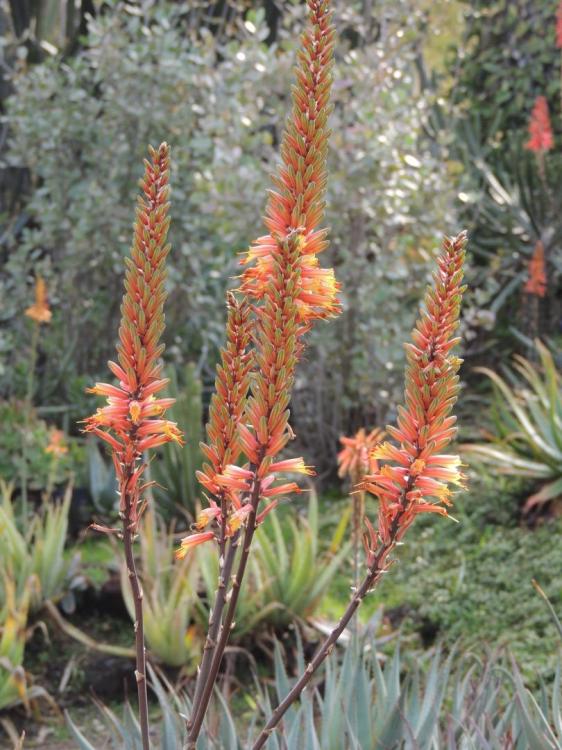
182, 1, 339, 745
84, 143, 182, 750
252, 231, 468, 749
183, 292, 253, 719
21, 276, 52, 523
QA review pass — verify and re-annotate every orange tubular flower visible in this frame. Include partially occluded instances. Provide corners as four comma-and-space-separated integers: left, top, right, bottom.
25, 276, 52, 324
240, 0, 340, 326
238, 0, 339, 505
84, 143, 182, 532
338, 427, 385, 486
524, 240, 547, 298
177, 294, 253, 556
183, 0, 338, 556
176, 531, 215, 559
361, 232, 468, 557
525, 96, 554, 154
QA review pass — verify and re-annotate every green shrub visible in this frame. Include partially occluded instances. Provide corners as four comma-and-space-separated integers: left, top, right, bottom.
3, 0, 456, 469
443, 1, 562, 346
450, 0, 560, 142
0, 401, 77, 490
0, 482, 72, 612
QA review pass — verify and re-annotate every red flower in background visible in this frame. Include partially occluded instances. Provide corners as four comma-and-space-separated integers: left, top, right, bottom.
338, 427, 385, 485
524, 241, 547, 298
525, 96, 554, 153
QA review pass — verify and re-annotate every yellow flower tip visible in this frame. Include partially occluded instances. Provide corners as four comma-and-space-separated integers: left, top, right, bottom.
410, 458, 426, 476
269, 457, 316, 476
175, 530, 215, 558
164, 421, 185, 445
129, 400, 142, 424
227, 515, 244, 534
194, 504, 221, 531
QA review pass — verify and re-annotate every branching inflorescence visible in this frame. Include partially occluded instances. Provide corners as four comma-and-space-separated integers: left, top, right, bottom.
80, 3, 470, 746
180, 2, 340, 746
252, 232, 468, 748
178, 0, 338, 559
84, 142, 182, 750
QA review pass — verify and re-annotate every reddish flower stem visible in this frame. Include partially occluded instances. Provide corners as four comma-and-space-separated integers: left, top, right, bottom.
186, 467, 262, 749
251, 500, 408, 750
121, 478, 150, 750
188, 525, 240, 725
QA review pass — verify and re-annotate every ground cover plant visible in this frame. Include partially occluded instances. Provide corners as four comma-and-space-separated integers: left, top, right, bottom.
0, 1, 561, 749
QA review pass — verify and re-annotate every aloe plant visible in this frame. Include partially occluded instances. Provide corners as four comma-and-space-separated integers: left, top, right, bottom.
0, 574, 52, 714
196, 491, 349, 639
250, 489, 350, 631
86, 437, 118, 515
463, 340, 562, 511
66, 664, 250, 750
258, 638, 453, 750
120, 511, 202, 668
259, 637, 562, 750
0, 576, 32, 712
0, 481, 71, 612
66, 639, 562, 750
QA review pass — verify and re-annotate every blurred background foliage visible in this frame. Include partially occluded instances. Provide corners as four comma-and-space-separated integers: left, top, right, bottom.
444, 0, 562, 362
0, 0, 561, 743
1, 0, 460, 475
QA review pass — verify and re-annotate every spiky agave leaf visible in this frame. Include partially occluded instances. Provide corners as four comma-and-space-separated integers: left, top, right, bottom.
463, 339, 562, 511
